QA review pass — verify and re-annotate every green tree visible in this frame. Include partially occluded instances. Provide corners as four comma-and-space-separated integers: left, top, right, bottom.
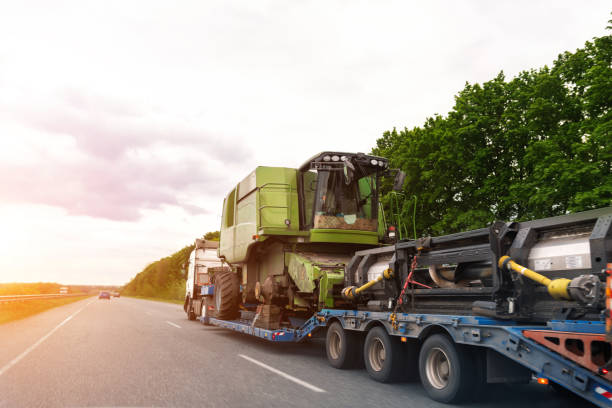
204, 231, 220, 241
374, 22, 611, 236
122, 244, 194, 301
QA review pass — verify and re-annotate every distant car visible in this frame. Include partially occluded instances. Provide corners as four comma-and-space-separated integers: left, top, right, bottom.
98, 291, 111, 300
112, 292, 120, 297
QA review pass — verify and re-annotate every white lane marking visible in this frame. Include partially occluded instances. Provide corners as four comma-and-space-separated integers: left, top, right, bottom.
166, 321, 181, 328
0, 299, 94, 377
238, 354, 326, 393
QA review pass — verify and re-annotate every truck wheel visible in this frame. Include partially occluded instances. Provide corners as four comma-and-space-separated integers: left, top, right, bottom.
183, 296, 189, 313
214, 271, 240, 320
187, 298, 196, 321
364, 326, 405, 382
326, 321, 363, 369
418, 334, 476, 403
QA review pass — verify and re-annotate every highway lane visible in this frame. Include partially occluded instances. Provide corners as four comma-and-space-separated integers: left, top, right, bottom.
0, 297, 593, 407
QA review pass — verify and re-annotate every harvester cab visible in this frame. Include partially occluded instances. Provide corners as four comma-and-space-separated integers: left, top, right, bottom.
216, 152, 400, 324
298, 152, 394, 243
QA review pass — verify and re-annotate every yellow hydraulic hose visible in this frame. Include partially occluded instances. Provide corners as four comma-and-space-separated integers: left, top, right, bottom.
498, 255, 572, 300
342, 268, 394, 300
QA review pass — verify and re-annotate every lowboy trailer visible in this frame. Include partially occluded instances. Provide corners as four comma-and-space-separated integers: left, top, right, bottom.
202, 301, 612, 406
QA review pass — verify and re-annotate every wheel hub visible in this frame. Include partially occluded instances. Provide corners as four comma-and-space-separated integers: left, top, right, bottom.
425, 347, 451, 389
368, 338, 386, 372
329, 331, 342, 360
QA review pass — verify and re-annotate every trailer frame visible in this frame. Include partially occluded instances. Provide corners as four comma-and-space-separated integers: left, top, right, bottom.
202, 309, 612, 407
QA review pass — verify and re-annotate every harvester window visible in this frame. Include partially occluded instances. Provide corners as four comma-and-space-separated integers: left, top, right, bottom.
312, 171, 377, 231
223, 189, 236, 227
302, 170, 317, 228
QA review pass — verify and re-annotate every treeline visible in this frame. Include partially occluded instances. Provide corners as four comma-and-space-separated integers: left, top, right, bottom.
122, 231, 220, 301
0, 282, 63, 295
374, 22, 611, 237
0, 283, 122, 296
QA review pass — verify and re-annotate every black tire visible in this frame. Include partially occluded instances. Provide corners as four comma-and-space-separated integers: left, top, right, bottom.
364, 326, 406, 382
418, 334, 476, 404
214, 271, 240, 320
403, 338, 420, 381
326, 321, 363, 369
550, 381, 580, 399
187, 298, 196, 321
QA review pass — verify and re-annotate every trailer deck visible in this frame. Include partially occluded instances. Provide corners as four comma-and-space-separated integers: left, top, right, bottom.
202, 309, 612, 407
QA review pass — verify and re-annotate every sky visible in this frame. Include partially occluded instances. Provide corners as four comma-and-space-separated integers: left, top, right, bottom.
0, 1, 609, 285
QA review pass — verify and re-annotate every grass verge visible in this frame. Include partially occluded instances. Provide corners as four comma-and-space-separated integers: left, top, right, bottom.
0, 295, 92, 325
124, 295, 184, 305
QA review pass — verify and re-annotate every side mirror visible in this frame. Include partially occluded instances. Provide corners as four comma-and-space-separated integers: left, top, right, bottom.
392, 171, 406, 191
343, 160, 355, 185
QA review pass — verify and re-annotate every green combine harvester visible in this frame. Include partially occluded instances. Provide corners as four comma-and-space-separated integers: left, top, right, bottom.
215, 152, 402, 321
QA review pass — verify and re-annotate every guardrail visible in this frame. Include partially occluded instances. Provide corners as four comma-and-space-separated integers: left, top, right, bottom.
0, 293, 89, 304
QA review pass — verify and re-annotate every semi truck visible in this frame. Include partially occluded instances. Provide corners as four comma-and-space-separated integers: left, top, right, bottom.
184, 239, 228, 322
196, 151, 612, 406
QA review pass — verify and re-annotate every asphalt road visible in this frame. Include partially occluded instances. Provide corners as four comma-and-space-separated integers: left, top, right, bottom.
0, 297, 593, 407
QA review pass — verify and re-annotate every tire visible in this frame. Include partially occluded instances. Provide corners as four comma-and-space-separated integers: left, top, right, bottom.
214, 271, 240, 320
403, 338, 420, 381
326, 321, 363, 369
418, 334, 476, 404
364, 326, 405, 382
187, 298, 196, 321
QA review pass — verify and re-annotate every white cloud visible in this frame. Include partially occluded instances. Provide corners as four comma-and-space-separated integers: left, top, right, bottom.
0, 0, 609, 284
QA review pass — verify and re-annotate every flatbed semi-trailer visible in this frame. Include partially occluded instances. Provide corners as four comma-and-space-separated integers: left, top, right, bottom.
201, 307, 612, 407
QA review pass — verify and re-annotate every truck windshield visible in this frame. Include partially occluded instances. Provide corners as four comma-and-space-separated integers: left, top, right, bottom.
310, 170, 377, 231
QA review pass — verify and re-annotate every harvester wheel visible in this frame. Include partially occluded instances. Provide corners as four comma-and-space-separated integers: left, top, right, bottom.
214, 271, 240, 320
326, 321, 363, 369
364, 326, 405, 382
418, 334, 476, 403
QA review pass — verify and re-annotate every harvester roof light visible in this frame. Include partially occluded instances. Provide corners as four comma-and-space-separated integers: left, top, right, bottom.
600, 368, 610, 375
331, 155, 340, 161
323, 155, 331, 161
537, 377, 549, 385
370, 159, 378, 165
379, 161, 384, 167
340, 155, 347, 161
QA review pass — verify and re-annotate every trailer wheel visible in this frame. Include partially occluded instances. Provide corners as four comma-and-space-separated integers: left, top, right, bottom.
187, 298, 196, 321
214, 271, 240, 320
326, 321, 362, 369
418, 334, 476, 403
364, 326, 405, 382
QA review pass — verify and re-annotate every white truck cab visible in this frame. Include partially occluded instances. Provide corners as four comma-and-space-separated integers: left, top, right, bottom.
184, 239, 225, 320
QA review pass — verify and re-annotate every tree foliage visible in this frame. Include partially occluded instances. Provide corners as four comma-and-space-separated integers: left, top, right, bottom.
374, 24, 611, 237
204, 230, 220, 241
122, 244, 193, 301
122, 231, 221, 300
